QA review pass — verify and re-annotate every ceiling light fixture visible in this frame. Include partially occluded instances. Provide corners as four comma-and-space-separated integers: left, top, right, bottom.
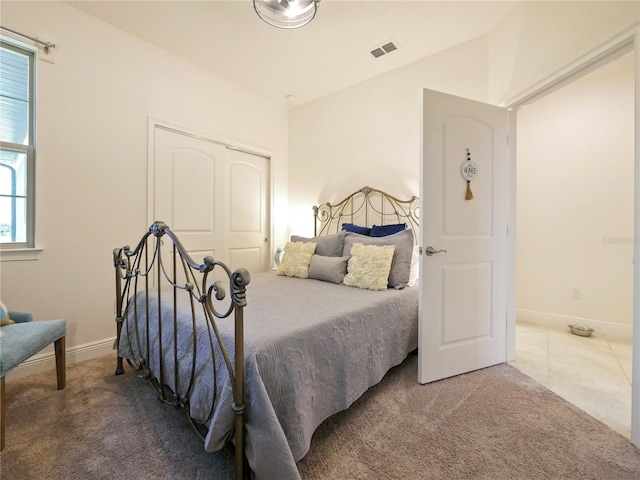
253, 0, 320, 29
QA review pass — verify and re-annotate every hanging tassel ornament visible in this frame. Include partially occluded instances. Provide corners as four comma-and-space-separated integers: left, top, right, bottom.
461, 148, 477, 201
465, 180, 474, 200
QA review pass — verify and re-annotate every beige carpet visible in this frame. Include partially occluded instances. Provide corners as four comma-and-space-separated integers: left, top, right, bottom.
1, 352, 639, 480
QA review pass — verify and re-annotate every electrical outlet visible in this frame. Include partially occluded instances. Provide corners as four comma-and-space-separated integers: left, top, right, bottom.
572, 287, 583, 300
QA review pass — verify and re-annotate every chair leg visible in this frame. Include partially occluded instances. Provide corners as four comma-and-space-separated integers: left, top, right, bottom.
1, 376, 5, 452
54, 336, 66, 390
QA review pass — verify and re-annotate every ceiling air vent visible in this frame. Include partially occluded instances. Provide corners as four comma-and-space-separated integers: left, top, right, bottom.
370, 47, 385, 59
370, 40, 399, 59
381, 42, 397, 54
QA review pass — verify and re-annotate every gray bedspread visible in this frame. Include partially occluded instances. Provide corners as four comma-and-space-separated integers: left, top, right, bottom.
120, 271, 418, 480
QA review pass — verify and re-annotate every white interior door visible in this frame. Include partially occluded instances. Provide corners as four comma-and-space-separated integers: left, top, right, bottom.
152, 127, 270, 274
419, 89, 509, 384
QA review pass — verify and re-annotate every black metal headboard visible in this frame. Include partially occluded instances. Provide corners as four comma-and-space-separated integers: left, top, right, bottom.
312, 186, 419, 241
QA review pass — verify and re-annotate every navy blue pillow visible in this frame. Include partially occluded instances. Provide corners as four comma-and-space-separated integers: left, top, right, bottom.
341, 223, 371, 236
370, 223, 406, 237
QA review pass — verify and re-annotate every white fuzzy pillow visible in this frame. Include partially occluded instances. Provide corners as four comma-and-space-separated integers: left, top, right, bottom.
276, 241, 317, 279
344, 243, 395, 291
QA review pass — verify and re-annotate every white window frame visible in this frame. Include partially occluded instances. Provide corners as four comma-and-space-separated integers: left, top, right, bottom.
0, 38, 38, 259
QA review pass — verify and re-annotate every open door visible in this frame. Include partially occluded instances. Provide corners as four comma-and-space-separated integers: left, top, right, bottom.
419, 89, 509, 384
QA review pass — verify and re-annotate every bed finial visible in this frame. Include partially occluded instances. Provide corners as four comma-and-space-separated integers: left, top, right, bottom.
231, 268, 251, 308
149, 221, 168, 236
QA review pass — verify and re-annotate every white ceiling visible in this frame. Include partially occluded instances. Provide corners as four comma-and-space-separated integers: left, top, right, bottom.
67, 1, 517, 107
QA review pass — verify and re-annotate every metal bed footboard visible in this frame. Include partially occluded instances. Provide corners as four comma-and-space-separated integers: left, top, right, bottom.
113, 221, 250, 480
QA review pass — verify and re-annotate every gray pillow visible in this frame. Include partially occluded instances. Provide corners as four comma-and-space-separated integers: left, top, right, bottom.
342, 229, 413, 289
308, 255, 349, 284
291, 231, 346, 257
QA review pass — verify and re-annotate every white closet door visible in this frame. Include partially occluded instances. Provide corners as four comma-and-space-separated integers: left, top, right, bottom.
154, 127, 226, 265
152, 127, 270, 276
225, 148, 270, 274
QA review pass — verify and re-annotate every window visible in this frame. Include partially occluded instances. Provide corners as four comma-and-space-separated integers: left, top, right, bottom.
0, 40, 35, 248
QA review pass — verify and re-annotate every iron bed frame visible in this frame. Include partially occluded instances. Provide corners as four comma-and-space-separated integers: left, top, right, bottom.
313, 185, 419, 239
112, 186, 419, 480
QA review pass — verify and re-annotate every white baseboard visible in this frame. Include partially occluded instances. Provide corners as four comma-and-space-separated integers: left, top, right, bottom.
4, 336, 117, 381
516, 308, 633, 340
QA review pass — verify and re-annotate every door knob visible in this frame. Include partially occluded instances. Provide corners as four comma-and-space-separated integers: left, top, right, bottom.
425, 246, 447, 256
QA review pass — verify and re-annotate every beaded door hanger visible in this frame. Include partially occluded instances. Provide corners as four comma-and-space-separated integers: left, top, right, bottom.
460, 148, 477, 200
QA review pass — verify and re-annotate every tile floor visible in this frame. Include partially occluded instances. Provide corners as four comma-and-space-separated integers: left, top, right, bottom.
510, 321, 633, 438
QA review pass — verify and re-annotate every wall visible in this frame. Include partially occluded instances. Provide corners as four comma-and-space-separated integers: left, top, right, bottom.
288, 2, 639, 237
287, 36, 491, 237
488, 1, 639, 104
517, 53, 635, 338
0, 1, 289, 376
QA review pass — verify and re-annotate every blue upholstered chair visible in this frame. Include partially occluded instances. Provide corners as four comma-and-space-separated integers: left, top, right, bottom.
0, 311, 66, 451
